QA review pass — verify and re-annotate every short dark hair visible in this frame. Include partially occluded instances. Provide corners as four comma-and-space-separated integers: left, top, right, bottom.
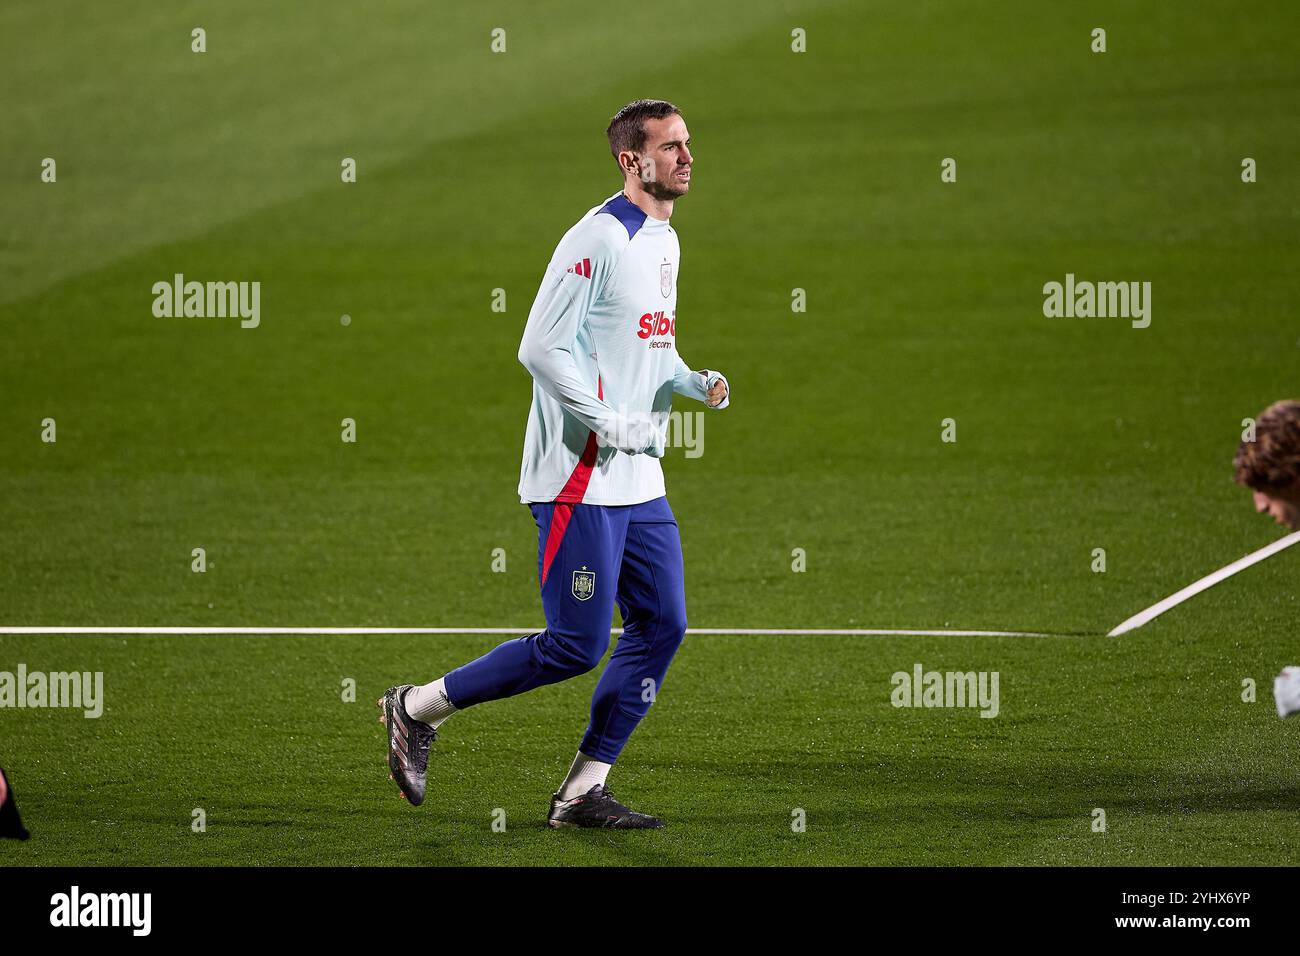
606, 99, 681, 161
1235, 400, 1300, 492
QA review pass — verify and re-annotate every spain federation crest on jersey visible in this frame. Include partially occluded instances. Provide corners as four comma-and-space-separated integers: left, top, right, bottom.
572, 568, 596, 602
660, 261, 673, 298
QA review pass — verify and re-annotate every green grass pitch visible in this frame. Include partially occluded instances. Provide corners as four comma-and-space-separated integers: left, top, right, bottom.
2, 0, 1299, 865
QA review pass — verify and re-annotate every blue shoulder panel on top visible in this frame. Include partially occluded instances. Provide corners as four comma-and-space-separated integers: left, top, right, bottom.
597, 193, 647, 240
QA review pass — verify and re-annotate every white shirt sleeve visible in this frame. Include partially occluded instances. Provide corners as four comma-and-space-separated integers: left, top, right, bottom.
673, 356, 729, 409
518, 220, 663, 455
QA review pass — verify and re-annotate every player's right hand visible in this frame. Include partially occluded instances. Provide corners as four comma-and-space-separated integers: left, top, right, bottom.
613, 414, 666, 457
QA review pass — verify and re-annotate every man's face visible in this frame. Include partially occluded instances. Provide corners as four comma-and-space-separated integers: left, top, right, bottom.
1252, 489, 1300, 530
631, 114, 692, 200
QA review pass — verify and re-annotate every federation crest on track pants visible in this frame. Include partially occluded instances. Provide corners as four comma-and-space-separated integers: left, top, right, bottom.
442, 495, 687, 763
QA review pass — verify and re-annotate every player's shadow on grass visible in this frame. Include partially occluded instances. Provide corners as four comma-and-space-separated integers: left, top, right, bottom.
657, 754, 1300, 824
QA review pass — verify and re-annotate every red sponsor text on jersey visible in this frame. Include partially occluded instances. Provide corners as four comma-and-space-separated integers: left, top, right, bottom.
636, 310, 676, 340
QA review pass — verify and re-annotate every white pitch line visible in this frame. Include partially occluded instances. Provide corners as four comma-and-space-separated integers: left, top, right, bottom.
1109, 529, 1300, 637
0, 625, 1056, 638
685, 628, 1055, 637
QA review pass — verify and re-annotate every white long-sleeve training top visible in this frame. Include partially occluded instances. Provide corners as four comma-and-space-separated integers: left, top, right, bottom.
516, 190, 727, 506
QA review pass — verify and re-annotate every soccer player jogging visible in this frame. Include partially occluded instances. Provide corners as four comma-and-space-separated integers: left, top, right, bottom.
379, 100, 729, 828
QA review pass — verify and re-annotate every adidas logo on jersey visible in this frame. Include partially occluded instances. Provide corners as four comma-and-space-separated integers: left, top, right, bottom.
566, 258, 592, 278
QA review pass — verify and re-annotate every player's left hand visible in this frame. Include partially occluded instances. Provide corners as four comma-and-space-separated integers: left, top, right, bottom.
703, 371, 729, 409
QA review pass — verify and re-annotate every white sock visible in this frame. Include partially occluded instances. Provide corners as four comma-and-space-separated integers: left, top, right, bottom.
404, 677, 457, 728
558, 751, 612, 800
